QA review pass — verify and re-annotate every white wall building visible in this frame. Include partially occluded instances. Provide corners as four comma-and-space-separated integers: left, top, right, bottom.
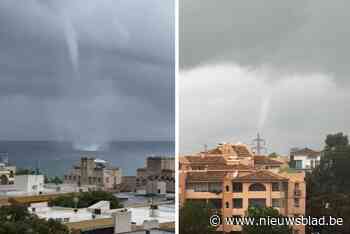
14, 174, 44, 195
290, 147, 321, 171
29, 201, 175, 229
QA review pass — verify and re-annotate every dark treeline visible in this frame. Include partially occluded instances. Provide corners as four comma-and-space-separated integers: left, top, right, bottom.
306, 132, 350, 234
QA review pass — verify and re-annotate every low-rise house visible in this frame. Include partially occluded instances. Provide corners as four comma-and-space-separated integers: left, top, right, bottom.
290, 147, 321, 171
0, 174, 44, 196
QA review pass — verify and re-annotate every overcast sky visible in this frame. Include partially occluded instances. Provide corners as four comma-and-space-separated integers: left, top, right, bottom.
0, 0, 174, 144
180, 0, 350, 155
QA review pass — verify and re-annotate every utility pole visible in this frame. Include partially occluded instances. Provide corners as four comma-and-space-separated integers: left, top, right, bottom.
252, 133, 267, 155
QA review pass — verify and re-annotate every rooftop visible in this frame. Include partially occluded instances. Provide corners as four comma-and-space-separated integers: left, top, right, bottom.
291, 147, 320, 157
254, 155, 285, 165
30, 202, 175, 227
204, 143, 253, 157
186, 171, 227, 182
184, 156, 227, 165
235, 170, 288, 182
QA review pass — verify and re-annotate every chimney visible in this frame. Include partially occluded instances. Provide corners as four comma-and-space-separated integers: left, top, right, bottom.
112, 209, 131, 234
143, 220, 159, 230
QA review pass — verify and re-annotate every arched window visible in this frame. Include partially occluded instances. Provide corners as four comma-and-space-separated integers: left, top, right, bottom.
225, 202, 229, 208
249, 183, 266, 191
225, 185, 230, 192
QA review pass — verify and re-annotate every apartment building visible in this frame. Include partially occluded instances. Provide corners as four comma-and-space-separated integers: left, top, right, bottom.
179, 143, 306, 234
64, 157, 122, 190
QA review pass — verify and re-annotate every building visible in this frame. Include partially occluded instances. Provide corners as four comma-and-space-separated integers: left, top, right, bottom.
14, 174, 44, 195
146, 157, 174, 174
146, 181, 167, 195
136, 157, 175, 194
254, 155, 288, 173
290, 147, 321, 171
0, 161, 15, 185
179, 143, 306, 234
119, 176, 137, 192
64, 157, 122, 190
29, 201, 175, 234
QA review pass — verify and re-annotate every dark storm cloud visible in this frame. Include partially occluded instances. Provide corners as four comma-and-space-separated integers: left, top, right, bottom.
180, 0, 350, 154
0, 0, 174, 142
180, 0, 350, 81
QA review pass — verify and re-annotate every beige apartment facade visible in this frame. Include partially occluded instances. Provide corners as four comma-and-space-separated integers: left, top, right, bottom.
179, 143, 306, 234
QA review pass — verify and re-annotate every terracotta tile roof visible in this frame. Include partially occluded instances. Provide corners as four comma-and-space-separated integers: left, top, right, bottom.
185, 156, 227, 165
231, 145, 252, 157
254, 156, 284, 165
205, 163, 253, 171
187, 171, 226, 182
292, 148, 320, 157
203, 144, 252, 157
207, 148, 223, 154
235, 170, 288, 182
179, 157, 189, 164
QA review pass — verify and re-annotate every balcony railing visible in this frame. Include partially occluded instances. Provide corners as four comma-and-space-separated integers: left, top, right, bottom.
294, 189, 301, 196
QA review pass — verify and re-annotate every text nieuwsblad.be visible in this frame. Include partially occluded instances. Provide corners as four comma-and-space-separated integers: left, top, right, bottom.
224, 216, 344, 226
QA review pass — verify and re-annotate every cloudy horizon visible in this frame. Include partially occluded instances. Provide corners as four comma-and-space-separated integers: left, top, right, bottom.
0, 0, 174, 144
180, 0, 350, 155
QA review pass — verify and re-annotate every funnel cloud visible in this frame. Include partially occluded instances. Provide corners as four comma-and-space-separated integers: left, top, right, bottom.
180, 0, 350, 154
0, 0, 174, 144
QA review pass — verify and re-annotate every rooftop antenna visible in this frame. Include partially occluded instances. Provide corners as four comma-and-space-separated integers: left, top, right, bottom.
35, 160, 41, 175
252, 133, 267, 155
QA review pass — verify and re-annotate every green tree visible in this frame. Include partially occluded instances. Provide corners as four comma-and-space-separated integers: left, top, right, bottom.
49, 191, 122, 209
180, 201, 216, 234
306, 132, 350, 234
16, 168, 35, 175
308, 132, 350, 194
307, 193, 350, 234
268, 152, 279, 158
242, 207, 292, 234
0, 205, 69, 234
325, 132, 348, 149
45, 176, 63, 185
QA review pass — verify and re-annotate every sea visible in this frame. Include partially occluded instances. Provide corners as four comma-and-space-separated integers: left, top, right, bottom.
0, 141, 174, 178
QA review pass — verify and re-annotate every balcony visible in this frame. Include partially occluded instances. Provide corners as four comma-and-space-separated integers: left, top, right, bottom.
185, 189, 222, 199
294, 189, 302, 196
